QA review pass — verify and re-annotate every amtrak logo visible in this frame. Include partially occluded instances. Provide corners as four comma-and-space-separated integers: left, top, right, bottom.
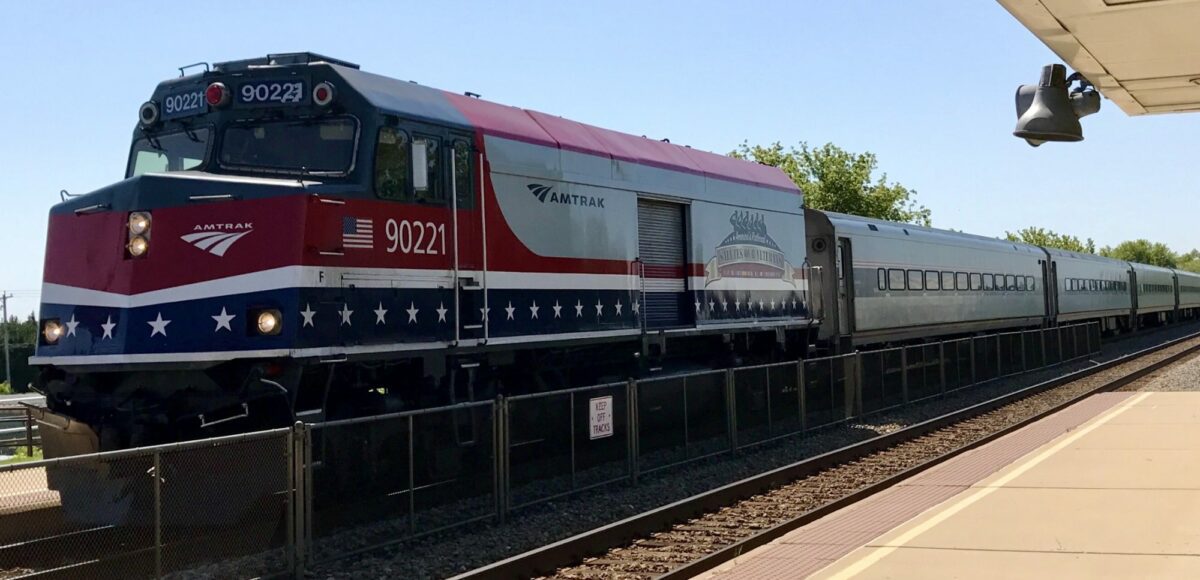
527, 183, 606, 208
180, 223, 253, 257
704, 211, 798, 288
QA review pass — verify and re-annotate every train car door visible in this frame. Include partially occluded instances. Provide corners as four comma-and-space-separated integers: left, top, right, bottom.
1042, 258, 1058, 320
637, 199, 691, 329
449, 132, 485, 345
836, 237, 855, 339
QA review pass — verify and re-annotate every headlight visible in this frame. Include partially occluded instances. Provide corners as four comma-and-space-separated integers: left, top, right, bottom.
42, 320, 63, 344
256, 310, 282, 336
128, 235, 149, 257
128, 212, 151, 235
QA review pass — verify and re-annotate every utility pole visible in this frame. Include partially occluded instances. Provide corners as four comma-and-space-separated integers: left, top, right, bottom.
1, 292, 10, 388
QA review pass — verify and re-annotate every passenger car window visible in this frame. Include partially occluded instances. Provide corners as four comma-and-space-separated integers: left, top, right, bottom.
888, 269, 905, 291
983, 274, 994, 290
956, 272, 968, 290
942, 271, 954, 290
1016, 276, 1026, 291
877, 269, 887, 291
1027, 276, 1036, 291
375, 127, 410, 200
1006, 275, 1016, 290
970, 273, 982, 291
925, 270, 940, 290
907, 269, 924, 291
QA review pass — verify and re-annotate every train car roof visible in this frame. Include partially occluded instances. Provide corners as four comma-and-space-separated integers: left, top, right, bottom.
332, 63, 799, 193
1131, 261, 1176, 275
1042, 247, 1131, 268
821, 211, 1045, 256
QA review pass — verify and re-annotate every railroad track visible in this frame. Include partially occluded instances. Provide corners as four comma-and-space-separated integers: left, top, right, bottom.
457, 330, 1200, 580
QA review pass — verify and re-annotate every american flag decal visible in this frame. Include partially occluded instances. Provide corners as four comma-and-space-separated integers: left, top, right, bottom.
342, 217, 374, 249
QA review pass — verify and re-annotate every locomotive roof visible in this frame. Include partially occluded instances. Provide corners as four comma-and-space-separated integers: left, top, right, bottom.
331, 63, 799, 193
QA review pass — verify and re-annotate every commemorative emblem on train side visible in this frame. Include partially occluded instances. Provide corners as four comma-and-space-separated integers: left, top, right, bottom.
703, 211, 801, 289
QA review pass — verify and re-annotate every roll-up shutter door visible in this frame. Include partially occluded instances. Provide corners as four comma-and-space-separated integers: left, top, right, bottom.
638, 199, 689, 328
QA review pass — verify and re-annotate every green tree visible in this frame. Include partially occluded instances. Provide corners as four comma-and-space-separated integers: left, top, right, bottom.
1004, 227, 1096, 253
1100, 239, 1178, 268
0, 313, 37, 345
1175, 249, 1200, 273
731, 141, 931, 226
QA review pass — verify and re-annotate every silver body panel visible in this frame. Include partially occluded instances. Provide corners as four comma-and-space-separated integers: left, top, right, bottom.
1133, 262, 1177, 314
1175, 269, 1200, 310
1045, 248, 1133, 323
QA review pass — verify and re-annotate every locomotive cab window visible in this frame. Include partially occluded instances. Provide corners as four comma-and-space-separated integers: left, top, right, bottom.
128, 128, 210, 177
453, 139, 475, 208
220, 117, 356, 175
412, 135, 444, 204
375, 127, 411, 200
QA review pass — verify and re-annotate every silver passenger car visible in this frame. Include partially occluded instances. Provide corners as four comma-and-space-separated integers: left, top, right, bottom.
1046, 248, 1133, 330
1175, 269, 1200, 314
806, 211, 1045, 346
1133, 262, 1177, 321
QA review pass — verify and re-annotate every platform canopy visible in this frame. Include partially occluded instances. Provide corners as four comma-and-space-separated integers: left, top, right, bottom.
998, 0, 1200, 115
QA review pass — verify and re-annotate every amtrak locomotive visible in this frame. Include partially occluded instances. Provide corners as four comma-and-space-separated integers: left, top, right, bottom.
30, 53, 1200, 456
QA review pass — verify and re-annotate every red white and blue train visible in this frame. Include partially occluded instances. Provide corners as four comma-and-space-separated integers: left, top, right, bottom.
31, 53, 1200, 455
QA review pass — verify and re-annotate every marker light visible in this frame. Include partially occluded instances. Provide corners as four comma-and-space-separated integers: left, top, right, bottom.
205, 82, 231, 107
128, 212, 151, 235
256, 310, 282, 335
313, 82, 335, 107
138, 101, 160, 127
128, 235, 149, 257
42, 320, 63, 344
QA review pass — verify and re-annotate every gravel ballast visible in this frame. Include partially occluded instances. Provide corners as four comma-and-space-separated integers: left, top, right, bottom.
307, 322, 1200, 580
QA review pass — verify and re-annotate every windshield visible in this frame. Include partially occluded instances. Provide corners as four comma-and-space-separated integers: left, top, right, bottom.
127, 128, 209, 178
219, 117, 357, 175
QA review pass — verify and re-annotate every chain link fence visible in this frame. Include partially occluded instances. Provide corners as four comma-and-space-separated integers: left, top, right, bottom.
1, 322, 1103, 577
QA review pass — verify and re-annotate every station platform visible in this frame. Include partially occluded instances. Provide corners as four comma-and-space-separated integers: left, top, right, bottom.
697, 390, 1200, 579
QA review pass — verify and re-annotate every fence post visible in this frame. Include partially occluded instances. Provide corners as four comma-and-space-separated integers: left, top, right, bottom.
1040, 328, 1047, 369
996, 336, 1003, 377
726, 369, 738, 453
291, 422, 310, 579
900, 348, 909, 404
797, 361, 807, 432
851, 353, 862, 419
569, 392, 577, 490
286, 423, 297, 579
495, 396, 509, 523
626, 379, 639, 486
1020, 332, 1027, 372
407, 414, 416, 535
1057, 326, 1064, 363
938, 342, 947, 396
153, 448, 162, 580
24, 407, 33, 457
969, 338, 977, 386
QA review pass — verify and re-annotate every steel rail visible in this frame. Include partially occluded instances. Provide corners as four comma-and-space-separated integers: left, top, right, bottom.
453, 329, 1200, 580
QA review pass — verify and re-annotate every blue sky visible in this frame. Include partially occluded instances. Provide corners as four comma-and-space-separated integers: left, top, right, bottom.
2, 1, 1197, 317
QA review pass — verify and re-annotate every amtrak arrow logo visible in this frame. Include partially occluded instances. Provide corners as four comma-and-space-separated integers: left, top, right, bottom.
181, 223, 253, 257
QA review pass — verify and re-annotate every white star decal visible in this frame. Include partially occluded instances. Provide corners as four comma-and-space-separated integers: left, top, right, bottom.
708, 300, 715, 312
735, 300, 742, 311
374, 302, 388, 324
480, 307, 490, 321
632, 300, 640, 315
529, 301, 540, 319
339, 304, 353, 326
552, 300, 563, 318
436, 302, 448, 323
147, 312, 171, 337
615, 300, 623, 316
575, 300, 584, 317
212, 307, 235, 332
505, 301, 516, 320
65, 314, 80, 337
770, 300, 776, 310
759, 300, 766, 310
722, 300, 728, 311
791, 299, 798, 310
406, 302, 419, 324
301, 304, 316, 327
100, 315, 116, 340
695, 300, 701, 312
595, 300, 604, 316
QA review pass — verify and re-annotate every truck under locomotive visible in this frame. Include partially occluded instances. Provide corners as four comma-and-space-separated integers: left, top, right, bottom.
31, 53, 819, 455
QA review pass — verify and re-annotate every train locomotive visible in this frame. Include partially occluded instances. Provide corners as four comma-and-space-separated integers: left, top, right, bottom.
31, 52, 1200, 459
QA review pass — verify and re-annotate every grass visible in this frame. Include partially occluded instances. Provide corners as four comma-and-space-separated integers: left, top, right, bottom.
0, 446, 43, 466
0, 382, 10, 395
